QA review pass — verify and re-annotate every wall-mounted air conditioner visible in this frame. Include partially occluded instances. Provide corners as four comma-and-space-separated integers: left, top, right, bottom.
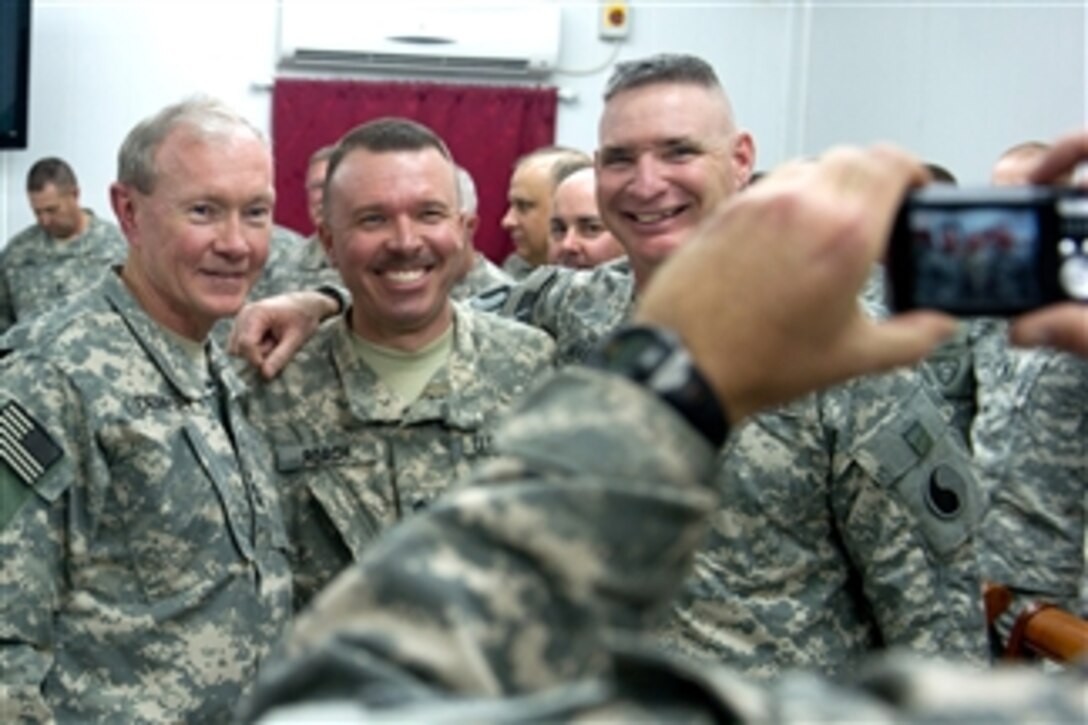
278, 1, 561, 78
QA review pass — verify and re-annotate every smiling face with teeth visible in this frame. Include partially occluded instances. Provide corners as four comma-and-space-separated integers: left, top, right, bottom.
321, 146, 467, 350
596, 82, 755, 290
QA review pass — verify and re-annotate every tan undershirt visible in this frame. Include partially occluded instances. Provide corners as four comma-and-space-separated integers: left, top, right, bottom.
350, 324, 454, 406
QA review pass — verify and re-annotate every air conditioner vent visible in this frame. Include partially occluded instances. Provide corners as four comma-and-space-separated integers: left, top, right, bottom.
287, 50, 540, 77
279, 1, 560, 79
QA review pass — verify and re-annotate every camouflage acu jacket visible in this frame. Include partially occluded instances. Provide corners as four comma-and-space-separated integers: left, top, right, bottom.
481, 258, 635, 366
245, 302, 556, 608
0, 271, 292, 723
972, 330, 1088, 637
662, 368, 989, 677
483, 260, 989, 676
239, 368, 1085, 723
0, 211, 126, 332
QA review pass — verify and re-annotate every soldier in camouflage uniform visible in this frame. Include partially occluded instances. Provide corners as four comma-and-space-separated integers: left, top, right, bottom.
246, 118, 555, 609
0, 157, 126, 333
0, 98, 292, 722
242, 370, 1085, 722
238, 149, 1083, 720
968, 137, 1088, 650
231, 54, 990, 673
500, 262, 985, 676
896, 142, 1088, 653
489, 55, 988, 675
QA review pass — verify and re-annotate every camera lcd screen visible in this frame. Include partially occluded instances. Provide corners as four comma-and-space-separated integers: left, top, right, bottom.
905, 207, 1042, 314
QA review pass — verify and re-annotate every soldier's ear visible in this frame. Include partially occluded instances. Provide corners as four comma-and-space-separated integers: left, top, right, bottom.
109, 183, 140, 246
318, 221, 338, 269
461, 212, 478, 244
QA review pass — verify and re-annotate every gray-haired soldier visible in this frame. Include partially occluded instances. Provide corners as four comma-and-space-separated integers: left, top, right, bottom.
244, 118, 555, 609
231, 54, 989, 675
0, 98, 291, 721
451, 164, 513, 300
239, 146, 1084, 724
0, 156, 126, 333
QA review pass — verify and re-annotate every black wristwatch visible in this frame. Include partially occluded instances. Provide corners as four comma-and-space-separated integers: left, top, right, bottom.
589, 325, 730, 448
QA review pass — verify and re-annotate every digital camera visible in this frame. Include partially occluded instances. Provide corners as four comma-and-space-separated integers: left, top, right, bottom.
886, 185, 1088, 315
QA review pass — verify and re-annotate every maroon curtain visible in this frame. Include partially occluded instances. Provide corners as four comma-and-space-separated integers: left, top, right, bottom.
272, 78, 558, 264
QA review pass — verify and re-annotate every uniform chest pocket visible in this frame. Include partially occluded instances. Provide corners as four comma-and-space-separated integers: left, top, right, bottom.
102, 417, 252, 602
274, 439, 388, 553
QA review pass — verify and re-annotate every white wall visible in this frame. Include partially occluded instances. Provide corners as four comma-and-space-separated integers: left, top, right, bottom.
1, 0, 1084, 243
800, 1, 1086, 184
0, 0, 280, 241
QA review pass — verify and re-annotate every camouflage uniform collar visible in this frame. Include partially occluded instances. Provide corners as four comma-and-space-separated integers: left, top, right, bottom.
329, 316, 410, 422
328, 304, 488, 427
100, 270, 223, 402
36, 208, 100, 248
55, 207, 96, 243
417, 302, 493, 425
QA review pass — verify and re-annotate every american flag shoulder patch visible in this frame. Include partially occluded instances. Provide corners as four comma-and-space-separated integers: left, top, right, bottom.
0, 401, 63, 486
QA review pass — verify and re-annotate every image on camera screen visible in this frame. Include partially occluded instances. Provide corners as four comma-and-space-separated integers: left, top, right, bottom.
907, 207, 1041, 313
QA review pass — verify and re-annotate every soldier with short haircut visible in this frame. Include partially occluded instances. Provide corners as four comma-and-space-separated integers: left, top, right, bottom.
547, 160, 626, 270
494, 53, 990, 675
500, 145, 590, 279
239, 145, 1084, 723
230, 54, 990, 675
244, 118, 555, 609
0, 156, 126, 333
0, 97, 291, 721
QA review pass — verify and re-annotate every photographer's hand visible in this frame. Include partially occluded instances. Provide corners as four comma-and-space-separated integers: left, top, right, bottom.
636, 144, 957, 424
1009, 129, 1088, 358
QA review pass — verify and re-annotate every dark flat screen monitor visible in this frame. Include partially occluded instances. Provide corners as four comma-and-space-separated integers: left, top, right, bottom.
0, 0, 32, 149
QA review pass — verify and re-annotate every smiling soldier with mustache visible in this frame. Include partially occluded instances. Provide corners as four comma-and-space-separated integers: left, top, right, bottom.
242, 118, 555, 610
232, 54, 990, 677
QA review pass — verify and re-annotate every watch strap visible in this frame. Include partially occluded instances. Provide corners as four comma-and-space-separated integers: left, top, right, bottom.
590, 325, 729, 448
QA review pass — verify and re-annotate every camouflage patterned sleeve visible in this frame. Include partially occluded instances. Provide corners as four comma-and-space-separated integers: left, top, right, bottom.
974, 347, 1088, 637
241, 367, 1087, 723
0, 366, 84, 722
0, 255, 14, 335
829, 372, 989, 662
495, 265, 564, 330
241, 367, 720, 717
494, 264, 635, 366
